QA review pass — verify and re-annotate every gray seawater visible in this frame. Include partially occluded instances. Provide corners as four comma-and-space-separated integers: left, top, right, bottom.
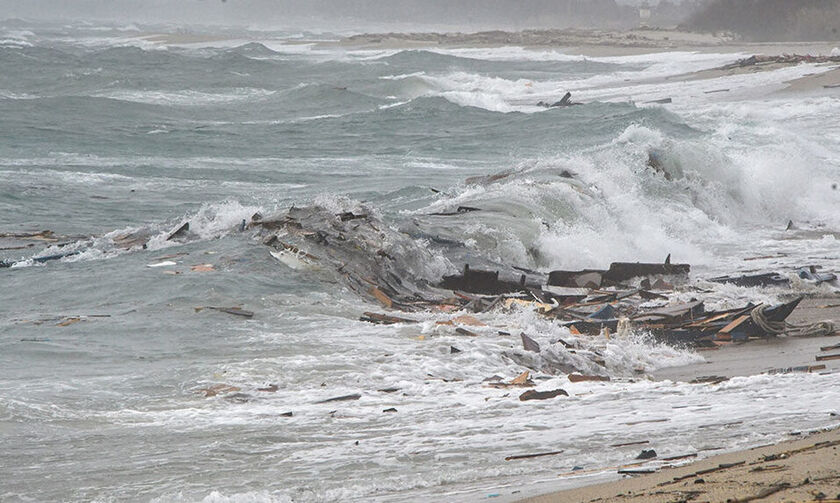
2, 21, 840, 502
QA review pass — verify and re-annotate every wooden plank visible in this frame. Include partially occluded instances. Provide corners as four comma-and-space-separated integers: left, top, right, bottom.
816, 353, 840, 362
820, 343, 840, 352
505, 450, 564, 461
718, 315, 749, 335
369, 287, 393, 308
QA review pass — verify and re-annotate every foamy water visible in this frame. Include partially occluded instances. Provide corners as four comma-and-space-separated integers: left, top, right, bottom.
2, 21, 840, 503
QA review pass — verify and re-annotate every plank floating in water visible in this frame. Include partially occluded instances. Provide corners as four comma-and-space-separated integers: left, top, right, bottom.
505, 449, 564, 461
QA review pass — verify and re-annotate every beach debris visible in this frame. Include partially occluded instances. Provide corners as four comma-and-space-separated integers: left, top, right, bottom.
721, 54, 840, 71
611, 440, 650, 448
486, 371, 535, 389
429, 206, 482, 216
548, 256, 689, 288
147, 260, 177, 268
537, 91, 581, 108
359, 312, 416, 325
383, 407, 397, 413
195, 306, 254, 318
618, 467, 657, 475
504, 449, 565, 461
816, 353, 840, 362
56, 317, 82, 327
166, 222, 190, 241
197, 384, 241, 397
646, 97, 672, 104
455, 327, 479, 337
450, 346, 461, 354
520, 333, 540, 353
766, 365, 826, 375
519, 388, 568, 401
568, 373, 611, 383
316, 393, 361, 404
440, 264, 532, 295
190, 264, 215, 272
635, 449, 657, 460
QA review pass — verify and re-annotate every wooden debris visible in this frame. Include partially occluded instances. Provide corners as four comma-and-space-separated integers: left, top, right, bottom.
197, 384, 241, 397
370, 287, 393, 308
486, 371, 535, 389
820, 343, 840, 351
568, 374, 610, 383
360, 312, 416, 325
505, 450, 564, 461
167, 222, 190, 241
511, 371, 530, 385
451, 314, 486, 326
816, 353, 840, 361
766, 365, 826, 375
455, 327, 478, 337
196, 306, 254, 318
618, 467, 658, 475
315, 393, 361, 403
624, 418, 669, 426
519, 388, 568, 401
520, 333, 540, 353
611, 440, 650, 448
190, 264, 214, 272
56, 317, 82, 327
728, 483, 790, 503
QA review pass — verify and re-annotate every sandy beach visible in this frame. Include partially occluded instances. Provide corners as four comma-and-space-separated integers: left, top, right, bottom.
519, 426, 840, 503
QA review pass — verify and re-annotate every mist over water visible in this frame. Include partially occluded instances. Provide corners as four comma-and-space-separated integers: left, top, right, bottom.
2, 17, 840, 503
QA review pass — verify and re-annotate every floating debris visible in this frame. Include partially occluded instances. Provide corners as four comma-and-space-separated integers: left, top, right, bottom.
316, 393, 362, 404
519, 388, 568, 401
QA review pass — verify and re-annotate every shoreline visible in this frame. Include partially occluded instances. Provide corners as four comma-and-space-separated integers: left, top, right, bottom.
510, 298, 840, 503
517, 425, 840, 503
328, 27, 840, 58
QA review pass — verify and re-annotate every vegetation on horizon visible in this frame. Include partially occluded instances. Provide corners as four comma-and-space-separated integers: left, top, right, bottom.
685, 0, 840, 41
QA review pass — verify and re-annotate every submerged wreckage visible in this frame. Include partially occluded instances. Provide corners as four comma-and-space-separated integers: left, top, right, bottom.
247, 205, 837, 355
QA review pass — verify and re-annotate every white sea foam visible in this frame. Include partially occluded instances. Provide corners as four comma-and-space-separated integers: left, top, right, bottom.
94, 88, 276, 106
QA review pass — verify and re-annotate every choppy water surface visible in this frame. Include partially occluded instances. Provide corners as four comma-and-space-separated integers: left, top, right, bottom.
1, 21, 840, 502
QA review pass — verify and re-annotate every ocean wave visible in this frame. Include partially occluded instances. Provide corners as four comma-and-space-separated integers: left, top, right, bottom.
92, 87, 276, 106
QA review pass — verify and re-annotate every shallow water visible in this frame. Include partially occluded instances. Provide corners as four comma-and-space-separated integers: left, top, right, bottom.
1, 21, 840, 502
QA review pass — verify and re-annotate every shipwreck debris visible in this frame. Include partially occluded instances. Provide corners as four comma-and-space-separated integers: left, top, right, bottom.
519, 388, 568, 401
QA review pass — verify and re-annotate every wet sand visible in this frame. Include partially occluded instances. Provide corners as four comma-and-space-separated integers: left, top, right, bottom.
519, 426, 840, 503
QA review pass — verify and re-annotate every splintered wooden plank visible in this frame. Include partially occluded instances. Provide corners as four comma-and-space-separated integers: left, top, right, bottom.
718, 315, 749, 335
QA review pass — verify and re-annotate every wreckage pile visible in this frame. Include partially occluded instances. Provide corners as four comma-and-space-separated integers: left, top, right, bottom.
721, 53, 840, 70
5, 205, 837, 379
246, 206, 837, 356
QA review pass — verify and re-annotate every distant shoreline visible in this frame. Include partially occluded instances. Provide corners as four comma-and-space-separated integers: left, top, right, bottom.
328, 27, 840, 58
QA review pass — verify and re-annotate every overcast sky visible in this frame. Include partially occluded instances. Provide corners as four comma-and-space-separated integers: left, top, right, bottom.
0, 0, 695, 31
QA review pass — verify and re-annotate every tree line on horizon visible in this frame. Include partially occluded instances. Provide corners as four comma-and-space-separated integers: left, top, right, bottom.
685, 0, 840, 41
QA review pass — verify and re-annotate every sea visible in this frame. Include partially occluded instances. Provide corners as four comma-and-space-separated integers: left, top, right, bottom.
1, 20, 840, 502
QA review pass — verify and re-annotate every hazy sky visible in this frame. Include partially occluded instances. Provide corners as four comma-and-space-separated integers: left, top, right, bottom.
0, 0, 696, 30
